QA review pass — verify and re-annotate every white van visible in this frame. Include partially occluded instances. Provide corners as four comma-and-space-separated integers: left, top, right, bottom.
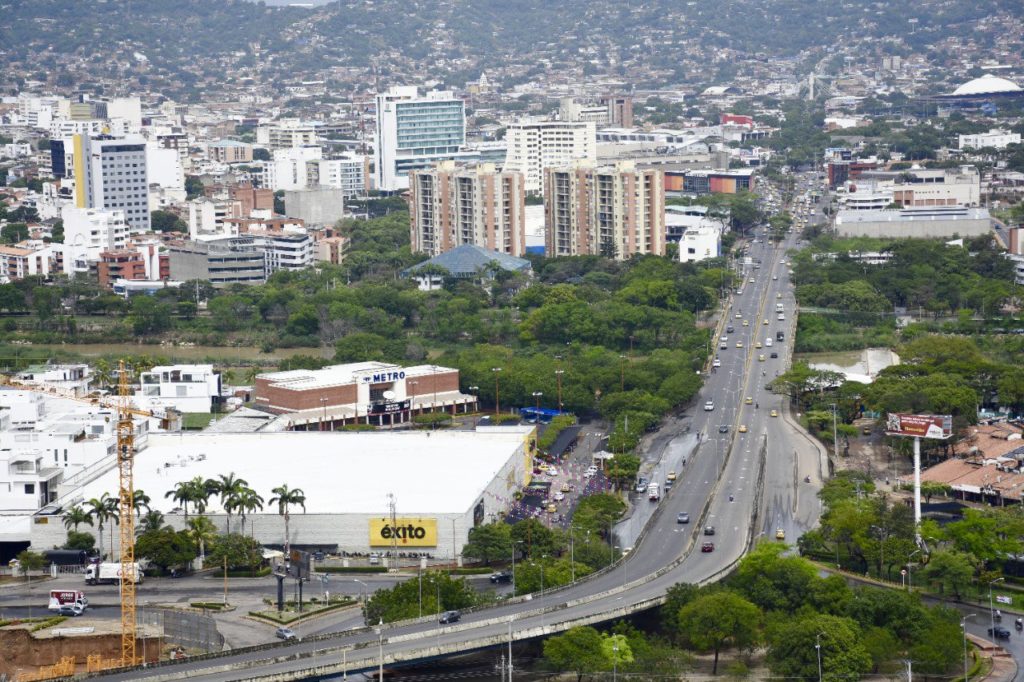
766, 338, 773, 347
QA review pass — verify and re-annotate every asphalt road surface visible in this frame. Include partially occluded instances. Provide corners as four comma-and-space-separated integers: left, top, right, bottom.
91, 176, 839, 680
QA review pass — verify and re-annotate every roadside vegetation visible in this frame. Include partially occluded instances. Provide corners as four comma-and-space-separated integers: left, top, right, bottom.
790, 234, 1020, 354
539, 544, 964, 679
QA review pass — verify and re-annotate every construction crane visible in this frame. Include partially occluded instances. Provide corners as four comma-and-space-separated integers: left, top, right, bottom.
116, 360, 138, 666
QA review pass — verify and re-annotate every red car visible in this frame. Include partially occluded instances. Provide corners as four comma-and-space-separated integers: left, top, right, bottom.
701, 542, 715, 553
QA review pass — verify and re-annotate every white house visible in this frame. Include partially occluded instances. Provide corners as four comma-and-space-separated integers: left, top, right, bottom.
135, 365, 221, 413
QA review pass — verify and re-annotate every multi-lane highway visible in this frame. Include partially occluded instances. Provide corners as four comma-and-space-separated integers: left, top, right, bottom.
97, 182, 823, 681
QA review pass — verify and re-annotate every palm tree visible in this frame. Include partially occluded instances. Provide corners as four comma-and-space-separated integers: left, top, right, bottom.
189, 476, 212, 515
268, 485, 306, 558
165, 480, 197, 519
210, 472, 249, 534
130, 489, 151, 522
186, 515, 218, 563
137, 510, 166, 535
62, 505, 93, 533
234, 488, 265, 538
85, 494, 117, 560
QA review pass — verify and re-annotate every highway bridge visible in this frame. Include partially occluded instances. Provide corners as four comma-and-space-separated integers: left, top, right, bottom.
99, 187, 825, 682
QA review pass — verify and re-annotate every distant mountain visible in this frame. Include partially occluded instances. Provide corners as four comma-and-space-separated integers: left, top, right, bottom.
0, 0, 1016, 99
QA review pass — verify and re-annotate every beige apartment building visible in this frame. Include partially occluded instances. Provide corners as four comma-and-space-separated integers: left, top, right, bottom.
409, 161, 527, 257
544, 161, 665, 260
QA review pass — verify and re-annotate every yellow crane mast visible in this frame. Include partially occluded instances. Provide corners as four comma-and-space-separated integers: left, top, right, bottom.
116, 360, 137, 666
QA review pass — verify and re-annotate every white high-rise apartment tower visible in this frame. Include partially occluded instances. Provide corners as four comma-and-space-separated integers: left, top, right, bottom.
503, 119, 597, 194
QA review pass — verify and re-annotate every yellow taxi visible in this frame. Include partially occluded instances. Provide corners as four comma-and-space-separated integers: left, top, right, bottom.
776, 528, 786, 540
738, 424, 748, 433
755, 341, 762, 349
561, 482, 571, 492
745, 396, 753, 405
547, 503, 557, 514
770, 409, 778, 417
538, 463, 550, 472
742, 319, 749, 327
758, 354, 766, 362
736, 341, 744, 348
763, 319, 769, 325
667, 471, 677, 481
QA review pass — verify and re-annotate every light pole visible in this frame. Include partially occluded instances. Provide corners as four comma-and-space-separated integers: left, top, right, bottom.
613, 642, 619, 682
815, 632, 823, 682
507, 617, 514, 682
962, 614, 976, 682
492, 367, 502, 418
989, 577, 1005, 639
353, 578, 366, 603
907, 549, 920, 591
568, 525, 575, 583
376, 618, 384, 682
511, 540, 523, 597
554, 370, 564, 413
408, 380, 419, 416
532, 391, 543, 413
320, 397, 328, 430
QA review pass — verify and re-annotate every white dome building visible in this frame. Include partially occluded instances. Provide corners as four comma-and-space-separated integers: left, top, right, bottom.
949, 73, 1023, 97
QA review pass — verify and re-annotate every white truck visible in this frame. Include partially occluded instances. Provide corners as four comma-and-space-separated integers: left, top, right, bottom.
49, 589, 88, 613
647, 482, 661, 501
84, 562, 144, 585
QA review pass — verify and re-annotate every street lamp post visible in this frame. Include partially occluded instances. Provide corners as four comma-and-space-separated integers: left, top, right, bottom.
568, 525, 575, 583
492, 368, 502, 418
376, 618, 384, 682
353, 578, 366, 603
989, 577, 1005, 640
815, 632, 823, 682
554, 370, 564, 414
511, 540, 523, 597
613, 643, 619, 682
962, 614, 976, 682
907, 549, 920, 591
532, 391, 543, 413
320, 397, 328, 431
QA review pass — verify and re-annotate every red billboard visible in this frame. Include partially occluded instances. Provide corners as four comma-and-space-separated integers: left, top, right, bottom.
885, 413, 953, 440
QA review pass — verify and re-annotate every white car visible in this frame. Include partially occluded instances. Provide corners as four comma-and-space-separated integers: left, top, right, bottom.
704, 400, 715, 411
778, 313, 785, 321
553, 491, 565, 501
584, 467, 598, 478
546, 467, 559, 477
712, 358, 721, 368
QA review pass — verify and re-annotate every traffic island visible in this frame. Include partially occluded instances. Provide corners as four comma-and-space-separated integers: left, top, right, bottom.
249, 596, 357, 625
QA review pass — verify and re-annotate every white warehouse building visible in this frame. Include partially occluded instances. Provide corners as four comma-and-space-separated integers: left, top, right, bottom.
31, 427, 535, 559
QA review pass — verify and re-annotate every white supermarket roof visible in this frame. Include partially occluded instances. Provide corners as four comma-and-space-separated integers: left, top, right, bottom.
69, 428, 533, 516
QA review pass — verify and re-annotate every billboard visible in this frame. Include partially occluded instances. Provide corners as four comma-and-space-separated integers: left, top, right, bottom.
885, 413, 953, 440
369, 518, 438, 547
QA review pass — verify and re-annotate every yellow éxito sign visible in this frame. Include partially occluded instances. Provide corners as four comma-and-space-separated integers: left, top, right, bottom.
369, 518, 438, 547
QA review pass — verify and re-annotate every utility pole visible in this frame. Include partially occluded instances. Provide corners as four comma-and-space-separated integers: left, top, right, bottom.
492, 367, 502, 418
387, 493, 398, 571
223, 555, 228, 606
830, 403, 839, 460
555, 370, 564, 413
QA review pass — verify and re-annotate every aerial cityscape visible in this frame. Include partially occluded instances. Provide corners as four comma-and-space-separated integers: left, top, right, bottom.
2, 0, 1024, 680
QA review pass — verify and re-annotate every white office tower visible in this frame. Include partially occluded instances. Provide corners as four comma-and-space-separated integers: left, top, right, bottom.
503, 119, 596, 194
374, 86, 471, 192
73, 134, 151, 232
265, 146, 322, 191
315, 154, 369, 198
61, 206, 130, 274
